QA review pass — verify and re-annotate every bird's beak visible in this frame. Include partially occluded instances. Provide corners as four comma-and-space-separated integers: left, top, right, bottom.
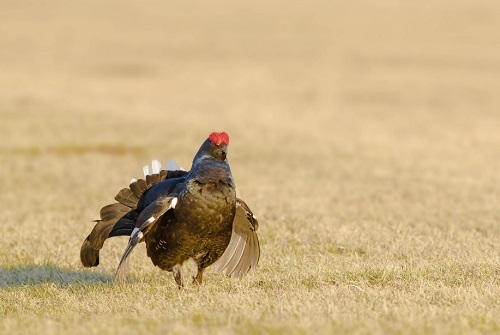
220, 144, 228, 155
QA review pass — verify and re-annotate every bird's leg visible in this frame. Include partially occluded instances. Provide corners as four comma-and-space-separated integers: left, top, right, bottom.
173, 264, 183, 289
192, 267, 204, 285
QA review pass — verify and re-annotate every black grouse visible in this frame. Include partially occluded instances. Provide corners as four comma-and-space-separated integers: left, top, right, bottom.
80, 131, 260, 287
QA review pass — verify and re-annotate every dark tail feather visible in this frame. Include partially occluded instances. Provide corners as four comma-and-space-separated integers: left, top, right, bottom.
108, 212, 138, 237
80, 236, 101, 267
80, 219, 119, 267
100, 203, 130, 221
81, 170, 186, 268
80, 210, 140, 267
80, 218, 139, 268
114, 188, 139, 208
80, 176, 149, 268
80, 197, 139, 267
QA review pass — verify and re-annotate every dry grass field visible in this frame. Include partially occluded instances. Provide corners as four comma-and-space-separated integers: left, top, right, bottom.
1, 0, 499, 334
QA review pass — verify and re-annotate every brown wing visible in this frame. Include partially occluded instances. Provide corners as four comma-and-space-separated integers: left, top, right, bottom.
212, 198, 260, 278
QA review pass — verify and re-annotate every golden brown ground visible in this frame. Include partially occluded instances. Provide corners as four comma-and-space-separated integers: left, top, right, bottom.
0, 0, 499, 334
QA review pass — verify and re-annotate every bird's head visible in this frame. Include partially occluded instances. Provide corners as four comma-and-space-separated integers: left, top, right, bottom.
193, 131, 230, 163
207, 131, 229, 161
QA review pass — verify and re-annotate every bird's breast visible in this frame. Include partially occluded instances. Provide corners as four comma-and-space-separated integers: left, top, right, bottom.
173, 184, 236, 231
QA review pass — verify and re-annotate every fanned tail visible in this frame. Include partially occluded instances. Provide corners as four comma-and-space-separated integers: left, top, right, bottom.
80, 160, 186, 268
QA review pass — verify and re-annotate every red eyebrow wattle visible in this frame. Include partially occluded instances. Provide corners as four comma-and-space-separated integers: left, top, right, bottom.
209, 132, 229, 146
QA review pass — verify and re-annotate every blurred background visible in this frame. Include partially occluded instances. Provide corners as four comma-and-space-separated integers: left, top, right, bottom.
2, 2, 499, 333
1, 0, 499, 264
2, 0, 499, 145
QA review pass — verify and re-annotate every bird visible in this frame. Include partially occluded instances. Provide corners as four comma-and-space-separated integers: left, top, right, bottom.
80, 131, 260, 287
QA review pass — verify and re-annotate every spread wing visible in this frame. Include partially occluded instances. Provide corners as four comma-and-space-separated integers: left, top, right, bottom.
115, 195, 178, 284
212, 198, 260, 278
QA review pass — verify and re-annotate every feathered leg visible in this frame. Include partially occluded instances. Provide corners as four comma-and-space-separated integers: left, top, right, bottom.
173, 264, 183, 289
192, 267, 205, 285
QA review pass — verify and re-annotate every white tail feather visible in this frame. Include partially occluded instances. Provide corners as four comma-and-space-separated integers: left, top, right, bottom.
140, 160, 184, 180
143, 165, 152, 177
151, 160, 162, 174
165, 159, 180, 171
137, 159, 184, 183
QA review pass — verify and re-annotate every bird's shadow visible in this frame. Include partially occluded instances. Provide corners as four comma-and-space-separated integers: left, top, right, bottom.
0, 266, 113, 288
